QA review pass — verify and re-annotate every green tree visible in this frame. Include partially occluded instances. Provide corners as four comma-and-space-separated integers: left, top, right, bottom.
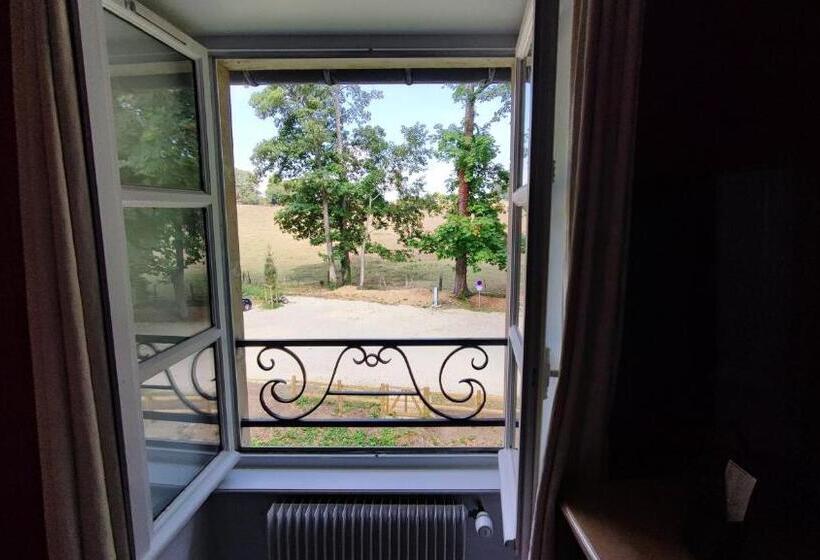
235, 168, 262, 204
349, 123, 433, 288
249, 83, 381, 286
262, 247, 280, 306
415, 82, 511, 297
264, 247, 278, 290
265, 176, 287, 205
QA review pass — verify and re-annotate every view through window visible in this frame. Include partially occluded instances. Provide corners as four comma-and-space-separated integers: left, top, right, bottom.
229, 77, 512, 448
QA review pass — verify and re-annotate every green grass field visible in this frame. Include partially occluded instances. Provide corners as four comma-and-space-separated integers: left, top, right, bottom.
237, 204, 508, 296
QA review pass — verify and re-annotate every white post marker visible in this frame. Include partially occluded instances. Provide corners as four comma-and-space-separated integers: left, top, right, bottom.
475, 279, 484, 309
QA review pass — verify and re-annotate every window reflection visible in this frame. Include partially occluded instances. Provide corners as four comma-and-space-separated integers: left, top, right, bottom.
125, 208, 212, 355
520, 53, 533, 190
141, 346, 220, 517
104, 12, 203, 190
517, 207, 528, 335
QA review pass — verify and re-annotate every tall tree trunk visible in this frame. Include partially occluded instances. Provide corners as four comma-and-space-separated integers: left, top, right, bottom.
359, 198, 372, 289
453, 91, 476, 298
332, 85, 344, 155
340, 251, 352, 285
331, 85, 348, 286
321, 194, 338, 285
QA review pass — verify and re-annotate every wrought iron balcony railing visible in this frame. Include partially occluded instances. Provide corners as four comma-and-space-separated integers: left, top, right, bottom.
138, 336, 506, 432
237, 338, 506, 429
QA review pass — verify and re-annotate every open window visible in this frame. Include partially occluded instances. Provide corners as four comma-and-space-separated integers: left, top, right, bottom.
76, 0, 564, 556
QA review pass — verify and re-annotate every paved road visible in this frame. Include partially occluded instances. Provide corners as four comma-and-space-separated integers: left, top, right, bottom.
240, 296, 507, 397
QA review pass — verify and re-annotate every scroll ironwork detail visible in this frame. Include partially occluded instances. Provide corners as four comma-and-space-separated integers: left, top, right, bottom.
248, 342, 495, 422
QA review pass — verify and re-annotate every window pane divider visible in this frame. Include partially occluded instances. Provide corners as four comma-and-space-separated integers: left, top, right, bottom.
137, 327, 221, 383
121, 186, 213, 208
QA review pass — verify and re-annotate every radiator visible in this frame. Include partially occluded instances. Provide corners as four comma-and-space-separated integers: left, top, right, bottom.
267, 497, 467, 560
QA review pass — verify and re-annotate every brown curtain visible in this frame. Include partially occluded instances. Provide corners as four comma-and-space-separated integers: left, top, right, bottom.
529, 0, 644, 557
10, 1, 130, 558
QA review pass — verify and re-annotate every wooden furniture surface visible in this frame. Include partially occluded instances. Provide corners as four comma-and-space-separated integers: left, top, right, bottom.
561, 479, 696, 560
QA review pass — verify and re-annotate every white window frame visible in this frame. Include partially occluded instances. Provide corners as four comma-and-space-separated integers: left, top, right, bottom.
499, 0, 568, 554
214, 55, 517, 454
497, 0, 536, 547
76, 1, 238, 557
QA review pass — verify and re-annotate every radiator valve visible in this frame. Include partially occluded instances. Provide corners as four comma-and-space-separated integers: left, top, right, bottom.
474, 510, 494, 538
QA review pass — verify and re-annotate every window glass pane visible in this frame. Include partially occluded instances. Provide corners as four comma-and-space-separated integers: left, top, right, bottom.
141, 346, 220, 517
519, 53, 533, 190
104, 12, 203, 190
516, 207, 528, 335
125, 208, 212, 356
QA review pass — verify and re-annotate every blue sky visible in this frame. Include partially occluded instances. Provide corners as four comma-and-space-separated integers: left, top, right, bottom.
229, 83, 511, 194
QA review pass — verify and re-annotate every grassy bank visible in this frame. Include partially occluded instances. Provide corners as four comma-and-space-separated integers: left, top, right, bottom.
237, 204, 507, 296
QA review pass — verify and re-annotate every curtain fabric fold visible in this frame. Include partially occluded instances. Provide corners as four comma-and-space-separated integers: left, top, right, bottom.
529, 0, 644, 557
10, 1, 129, 558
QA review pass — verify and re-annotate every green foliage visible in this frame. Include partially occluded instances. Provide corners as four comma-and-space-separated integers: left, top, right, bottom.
348, 123, 434, 263
250, 84, 433, 285
293, 395, 381, 418
112, 84, 201, 189
413, 82, 511, 286
246, 248, 285, 308
124, 208, 206, 319
265, 176, 287, 205
249, 84, 382, 284
235, 168, 262, 204
449, 82, 512, 125
249, 83, 380, 180
263, 248, 278, 290
110, 72, 206, 316
125, 208, 205, 280
414, 207, 507, 272
251, 427, 409, 447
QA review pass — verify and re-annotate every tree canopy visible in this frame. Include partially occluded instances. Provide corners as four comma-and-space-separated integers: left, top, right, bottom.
248, 81, 510, 292
250, 84, 436, 286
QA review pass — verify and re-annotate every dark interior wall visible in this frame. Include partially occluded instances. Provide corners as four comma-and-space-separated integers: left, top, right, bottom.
612, 0, 820, 502
611, 0, 719, 476
710, 2, 820, 509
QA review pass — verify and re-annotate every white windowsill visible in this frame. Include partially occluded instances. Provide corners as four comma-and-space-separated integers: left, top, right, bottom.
217, 452, 501, 493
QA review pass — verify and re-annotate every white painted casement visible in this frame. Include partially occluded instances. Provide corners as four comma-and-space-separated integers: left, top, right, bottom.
498, 0, 535, 546
76, 1, 238, 557
499, 0, 571, 553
